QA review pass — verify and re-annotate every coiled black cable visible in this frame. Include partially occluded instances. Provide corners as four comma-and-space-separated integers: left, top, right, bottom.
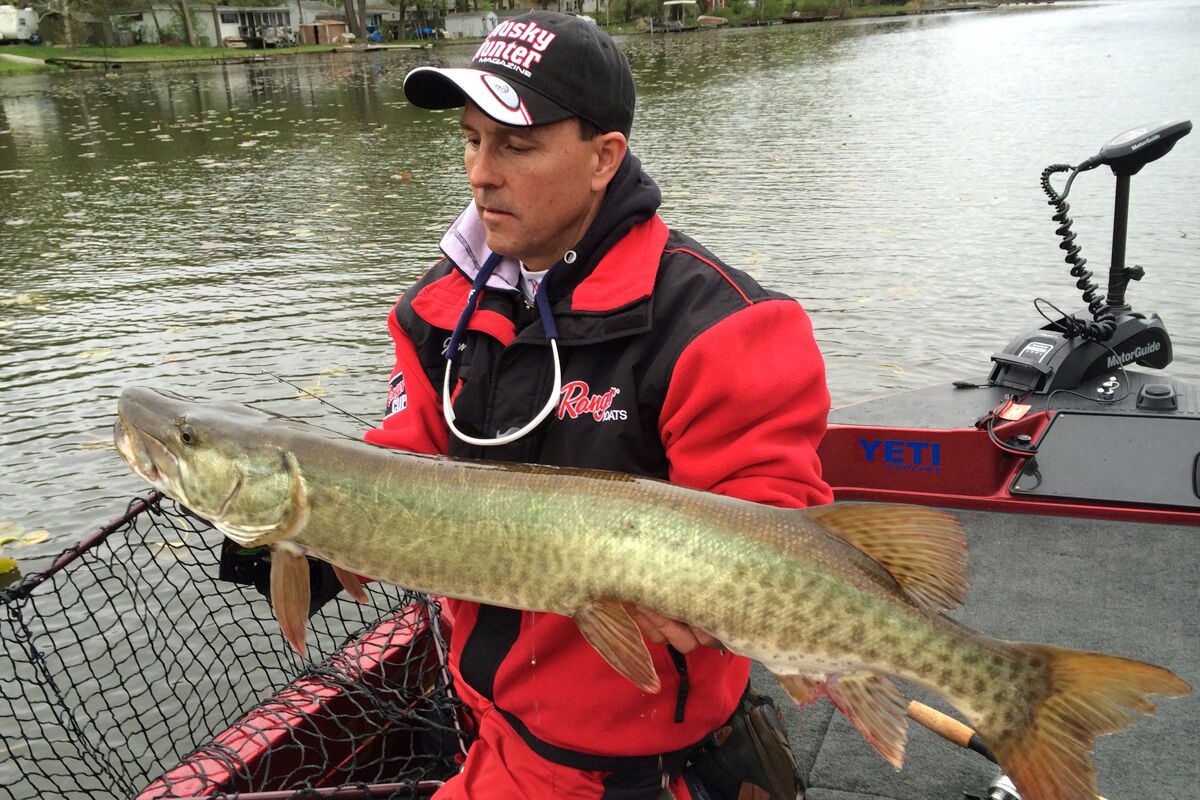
1040, 164, 1117, 341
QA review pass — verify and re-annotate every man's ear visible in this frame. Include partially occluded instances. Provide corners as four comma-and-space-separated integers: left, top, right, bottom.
591, 132, 628, 192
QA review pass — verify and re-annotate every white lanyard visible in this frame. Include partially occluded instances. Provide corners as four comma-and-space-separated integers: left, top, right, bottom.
441, 252, 562, 447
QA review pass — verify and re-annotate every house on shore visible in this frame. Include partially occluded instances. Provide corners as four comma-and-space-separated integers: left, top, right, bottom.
106, 0, 370, 48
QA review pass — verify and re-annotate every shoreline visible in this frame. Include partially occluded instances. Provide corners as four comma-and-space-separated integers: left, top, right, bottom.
0, 2, 1041, 77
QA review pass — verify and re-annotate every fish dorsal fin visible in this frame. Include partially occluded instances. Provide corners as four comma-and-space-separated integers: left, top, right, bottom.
574, 600, 661, 694
826, 672, 909, 769
807, 504, 967, 611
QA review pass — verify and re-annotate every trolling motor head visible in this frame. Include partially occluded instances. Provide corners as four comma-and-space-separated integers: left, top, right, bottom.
988, 119, 1192, 394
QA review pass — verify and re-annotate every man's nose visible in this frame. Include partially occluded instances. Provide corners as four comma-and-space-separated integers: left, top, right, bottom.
467, 146, 502, 190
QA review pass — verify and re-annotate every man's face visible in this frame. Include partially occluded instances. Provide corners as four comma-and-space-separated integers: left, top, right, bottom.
460, 103, 607, 270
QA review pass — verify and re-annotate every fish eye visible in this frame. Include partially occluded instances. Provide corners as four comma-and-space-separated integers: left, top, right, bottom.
179, 423, 197, 446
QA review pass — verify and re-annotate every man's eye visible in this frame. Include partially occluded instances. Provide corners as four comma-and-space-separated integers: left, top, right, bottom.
506, 144, 529, 154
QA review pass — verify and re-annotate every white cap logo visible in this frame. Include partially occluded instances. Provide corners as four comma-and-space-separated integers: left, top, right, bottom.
482, 75, 521, 111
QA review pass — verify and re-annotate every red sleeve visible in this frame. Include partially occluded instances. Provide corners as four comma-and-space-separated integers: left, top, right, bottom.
658, 299, 833, 509
363, 303, 449, 456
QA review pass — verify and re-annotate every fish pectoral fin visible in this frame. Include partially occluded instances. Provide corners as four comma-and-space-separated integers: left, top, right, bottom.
826, 672, 909, 770
774, 672, 829, 707
574, 600, 661, 694
806, 503, 967, 612
332, 564, 369, 604
270, 544, 312, 659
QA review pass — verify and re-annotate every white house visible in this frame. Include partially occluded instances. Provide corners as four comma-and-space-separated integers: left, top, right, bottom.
111, 4, 298, 47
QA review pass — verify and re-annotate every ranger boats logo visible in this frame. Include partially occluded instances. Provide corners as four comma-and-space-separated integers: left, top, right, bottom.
557, 381, 626, 422
1106, 341, 1160, 369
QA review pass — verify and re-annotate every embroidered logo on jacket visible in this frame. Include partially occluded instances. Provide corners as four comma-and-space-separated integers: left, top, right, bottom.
385, 372, 408, 418
557, 380, 626, 422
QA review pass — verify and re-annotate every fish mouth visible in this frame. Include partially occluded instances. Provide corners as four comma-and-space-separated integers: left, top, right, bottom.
113, 418, 180, 499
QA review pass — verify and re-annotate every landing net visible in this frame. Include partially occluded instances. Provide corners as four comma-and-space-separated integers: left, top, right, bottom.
0, 492, 468, 800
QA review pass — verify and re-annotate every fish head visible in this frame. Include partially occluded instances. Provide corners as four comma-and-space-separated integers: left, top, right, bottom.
114, 387, 308, 546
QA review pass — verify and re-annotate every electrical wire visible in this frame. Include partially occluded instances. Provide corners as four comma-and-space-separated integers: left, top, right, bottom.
1041, 164, 1117, 341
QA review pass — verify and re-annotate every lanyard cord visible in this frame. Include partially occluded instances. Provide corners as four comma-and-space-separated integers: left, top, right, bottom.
442, 253, 562, 447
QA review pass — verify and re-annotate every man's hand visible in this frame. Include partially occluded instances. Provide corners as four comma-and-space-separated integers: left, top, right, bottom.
625, 603, 724, 654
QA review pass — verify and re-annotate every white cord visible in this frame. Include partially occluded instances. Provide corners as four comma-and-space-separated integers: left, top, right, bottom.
442, 339, 562, 447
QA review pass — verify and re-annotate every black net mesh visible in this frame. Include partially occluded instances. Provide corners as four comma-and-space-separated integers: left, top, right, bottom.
0, 492, 468, 800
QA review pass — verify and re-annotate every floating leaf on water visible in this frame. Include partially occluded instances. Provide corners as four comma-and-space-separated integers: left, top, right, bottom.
79, 439, 111, 451
76, 347, 112, 361
1, 293, 40, 307
390, 171, 414, 182
0, 559, 19, 590
12, 530, 49, 547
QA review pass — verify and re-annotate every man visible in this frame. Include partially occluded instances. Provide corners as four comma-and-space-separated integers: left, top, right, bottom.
365, 11, 832, 799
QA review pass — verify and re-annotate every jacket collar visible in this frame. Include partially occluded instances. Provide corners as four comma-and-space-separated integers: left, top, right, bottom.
415, 211, 668, 346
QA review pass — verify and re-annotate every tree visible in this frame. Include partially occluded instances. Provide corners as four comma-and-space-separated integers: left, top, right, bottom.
177, 0, 197, 46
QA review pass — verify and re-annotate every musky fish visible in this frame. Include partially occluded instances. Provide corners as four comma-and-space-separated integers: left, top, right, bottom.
114, 387, 1188, 800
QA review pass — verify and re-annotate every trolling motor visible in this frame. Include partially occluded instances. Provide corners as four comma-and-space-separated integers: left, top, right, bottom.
989, 119, 1193, 394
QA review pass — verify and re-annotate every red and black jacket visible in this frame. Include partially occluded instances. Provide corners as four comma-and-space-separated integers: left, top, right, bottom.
365, 153, 833, 784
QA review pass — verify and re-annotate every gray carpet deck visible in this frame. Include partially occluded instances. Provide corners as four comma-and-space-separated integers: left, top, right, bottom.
750, 509, 1198, 800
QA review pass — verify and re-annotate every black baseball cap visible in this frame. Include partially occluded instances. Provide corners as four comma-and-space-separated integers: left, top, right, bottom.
403, 11, 635, 137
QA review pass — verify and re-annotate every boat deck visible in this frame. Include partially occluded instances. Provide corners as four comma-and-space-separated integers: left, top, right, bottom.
754, 508, 1197, 799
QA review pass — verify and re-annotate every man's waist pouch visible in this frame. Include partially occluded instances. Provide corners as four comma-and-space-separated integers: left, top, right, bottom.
683, 686, 804, 800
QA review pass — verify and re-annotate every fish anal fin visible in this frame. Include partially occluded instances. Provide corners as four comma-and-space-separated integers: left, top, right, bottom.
332, 565, 369, 604
270, 544, 311, 658
574, 600, 661, 694
807, 503, 967, 611
774, 672, 829, 707
984, 644, 1190, 800
826, 672, 909, 770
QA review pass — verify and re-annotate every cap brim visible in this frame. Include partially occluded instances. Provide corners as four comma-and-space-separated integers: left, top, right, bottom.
404, 66, 574, 128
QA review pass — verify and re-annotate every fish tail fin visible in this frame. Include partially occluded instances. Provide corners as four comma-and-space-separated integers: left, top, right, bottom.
981, 644, 1189, 800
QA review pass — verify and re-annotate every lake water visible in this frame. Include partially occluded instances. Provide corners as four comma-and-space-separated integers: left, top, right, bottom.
2, 0, 1198, 563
